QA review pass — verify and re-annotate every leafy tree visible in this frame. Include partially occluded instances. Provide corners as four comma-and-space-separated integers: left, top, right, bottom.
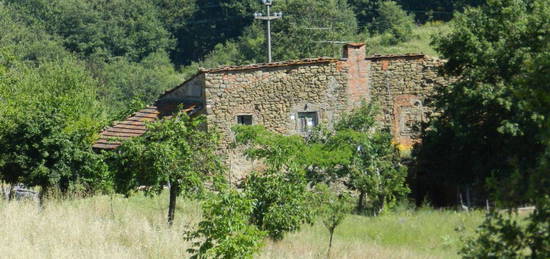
348, 0, 382, 30
92, 51, 182, 115
371, 1, 415, 44
320, 103, 409, 214
110, 111, 223, 225
414, 0, 549, 257
0, 57, 108, 202
172, 0, 257, 66
314, 183, 353, 258
187, 188, 266, 259
243, 170, 315, 241
7, 0, 174, 62
233, 125, 323, 240
417, 0, 549, 206
0, 2, 68, 65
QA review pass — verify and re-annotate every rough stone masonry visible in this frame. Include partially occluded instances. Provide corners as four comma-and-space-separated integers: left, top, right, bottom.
157, 43, 449, 148
94, 43, 450, 176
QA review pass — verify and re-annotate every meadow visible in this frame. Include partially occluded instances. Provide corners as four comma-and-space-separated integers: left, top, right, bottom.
0, 193, 484, 259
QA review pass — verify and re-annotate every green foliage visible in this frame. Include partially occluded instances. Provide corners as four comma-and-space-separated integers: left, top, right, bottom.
7, 0, 174, 62
233, 102, 409, 234
244, 170, 315, 241
0, 2, 68, 65
0, 57, 108, 196
187, 189, 266, 259
111, 111, 221, 196
414, 0, 549, 257
110, 111, 223, 223
233, 125, 334, 241
461, 200, 550, 258
348, 0, 382, 29
313, 183, 353, 257
187, 0, 358, 68
92, 51, 182, 115
325, 103, 409, 215
418, 0, 550, 206
371, 1, 415, 44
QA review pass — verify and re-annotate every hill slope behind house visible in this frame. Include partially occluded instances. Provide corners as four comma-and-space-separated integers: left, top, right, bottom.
363, 22, 449, 57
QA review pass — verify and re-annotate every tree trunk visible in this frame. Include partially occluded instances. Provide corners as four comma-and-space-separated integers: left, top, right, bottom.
327, 228, 335, 259
357, 191, 366, 213
39, 185, 48, 209
167, 182, 179, 226
8, 184, 15, 201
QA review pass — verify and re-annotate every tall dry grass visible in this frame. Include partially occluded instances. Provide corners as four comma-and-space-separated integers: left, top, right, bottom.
0, 195, 483, 259
0, 195, 199, 259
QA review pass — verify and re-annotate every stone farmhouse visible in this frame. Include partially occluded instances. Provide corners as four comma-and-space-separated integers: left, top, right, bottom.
93, 43, 448, 153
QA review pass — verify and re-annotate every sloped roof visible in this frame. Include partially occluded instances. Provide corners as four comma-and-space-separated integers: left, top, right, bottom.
93, 104, 201, 150
93, 106, 161, 150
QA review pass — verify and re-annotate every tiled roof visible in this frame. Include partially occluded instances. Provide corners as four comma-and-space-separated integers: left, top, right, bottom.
199, 57, 339, 73
93, 105, 199, 150
93, 106, 160, 150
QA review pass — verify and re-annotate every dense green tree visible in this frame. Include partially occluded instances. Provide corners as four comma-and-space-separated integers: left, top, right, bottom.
110, 112, 223, 225
186, 0, 358, 69
0, 2, 68, 65
7, 0, 174, 62
233, 125, 326, 240
371, 1, 415, 44
348, 0, 382, 29
416, 0, 549, 206
92, 51, 182, 115
243, 170, 315, 241
413, 0, 549, 256
172, 0, 258, 66
0, 57, 109, 201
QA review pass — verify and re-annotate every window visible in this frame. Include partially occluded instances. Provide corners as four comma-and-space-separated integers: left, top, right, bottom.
297, 112, 318, 132
236, 115, 253, 125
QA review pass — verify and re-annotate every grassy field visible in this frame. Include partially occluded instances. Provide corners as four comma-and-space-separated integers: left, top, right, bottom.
364, 22, 450, 57
0, 193, 483, 259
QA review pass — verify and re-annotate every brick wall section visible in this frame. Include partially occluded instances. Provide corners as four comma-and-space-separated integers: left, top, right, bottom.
203, 62, 349, 146
342, 43, 370, 107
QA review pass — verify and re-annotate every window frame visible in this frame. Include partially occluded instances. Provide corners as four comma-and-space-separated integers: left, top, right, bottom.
296, 111, 319, 133
236, 114, 253, 125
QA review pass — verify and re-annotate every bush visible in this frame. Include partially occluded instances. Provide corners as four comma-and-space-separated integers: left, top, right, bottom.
244, 170, 315, 241
187, 189, 266, 259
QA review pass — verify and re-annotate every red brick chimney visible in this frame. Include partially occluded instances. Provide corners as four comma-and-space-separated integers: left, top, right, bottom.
343, 43, 369, 106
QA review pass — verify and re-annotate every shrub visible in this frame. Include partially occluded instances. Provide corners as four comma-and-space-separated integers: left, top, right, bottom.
187, 189, 266, 259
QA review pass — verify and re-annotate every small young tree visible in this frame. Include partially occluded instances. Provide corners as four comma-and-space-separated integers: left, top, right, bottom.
233, 125, 328, 240
327, 103, 409, 215
314, 183, 353, 258
243, 169, 315, 241
111, 111, 223, 225
187, 188, 266, 259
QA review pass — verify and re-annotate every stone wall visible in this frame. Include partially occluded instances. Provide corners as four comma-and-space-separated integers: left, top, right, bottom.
203, 61, 349, 146
366, 55, 449, 147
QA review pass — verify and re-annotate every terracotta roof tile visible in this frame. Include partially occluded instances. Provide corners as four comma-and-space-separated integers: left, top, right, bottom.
93, 104, 200, 150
